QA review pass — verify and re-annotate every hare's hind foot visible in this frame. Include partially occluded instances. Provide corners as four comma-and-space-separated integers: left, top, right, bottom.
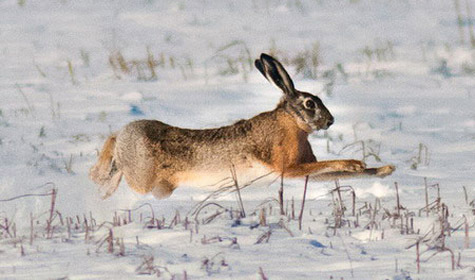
99, 171, 123, 199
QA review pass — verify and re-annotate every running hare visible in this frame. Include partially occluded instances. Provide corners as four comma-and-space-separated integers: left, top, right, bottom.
90, 53, 395, 199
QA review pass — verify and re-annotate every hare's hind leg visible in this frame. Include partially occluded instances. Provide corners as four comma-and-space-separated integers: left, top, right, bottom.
122, 169, 176, 199
101, 170, 123, 199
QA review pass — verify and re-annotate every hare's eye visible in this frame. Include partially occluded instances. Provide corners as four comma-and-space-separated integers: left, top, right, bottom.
304, 100, 315, 110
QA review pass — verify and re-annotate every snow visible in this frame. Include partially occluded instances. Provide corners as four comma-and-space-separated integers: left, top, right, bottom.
1, 0, 475, 279
354, 182, 393, 199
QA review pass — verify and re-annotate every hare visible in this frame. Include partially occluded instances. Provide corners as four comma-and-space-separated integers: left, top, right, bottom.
90, 53, 395, 199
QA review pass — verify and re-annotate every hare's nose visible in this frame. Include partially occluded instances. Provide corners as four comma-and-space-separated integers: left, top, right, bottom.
326, 118, 334, 127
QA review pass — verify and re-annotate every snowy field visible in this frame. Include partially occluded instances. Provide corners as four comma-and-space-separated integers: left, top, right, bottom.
1, 0, 475, 279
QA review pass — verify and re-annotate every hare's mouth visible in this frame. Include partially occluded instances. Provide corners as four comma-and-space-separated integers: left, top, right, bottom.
313, 118, 333, 130
317, 115, 334, 130
323, 118, 334, 129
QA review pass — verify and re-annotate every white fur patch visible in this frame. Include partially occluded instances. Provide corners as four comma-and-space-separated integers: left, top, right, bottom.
176, 162, 275, 190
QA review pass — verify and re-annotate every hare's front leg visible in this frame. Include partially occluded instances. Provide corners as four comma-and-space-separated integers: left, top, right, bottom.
283, 159, 366, 178
309, 165, 395, 181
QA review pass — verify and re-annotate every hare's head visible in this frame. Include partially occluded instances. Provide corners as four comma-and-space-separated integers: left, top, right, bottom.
255, 53, 334, 132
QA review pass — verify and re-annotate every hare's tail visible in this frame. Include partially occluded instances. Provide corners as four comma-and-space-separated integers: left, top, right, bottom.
89, 134, 123, 199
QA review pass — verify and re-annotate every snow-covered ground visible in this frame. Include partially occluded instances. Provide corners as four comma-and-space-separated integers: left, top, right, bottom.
1, 0, 475, 279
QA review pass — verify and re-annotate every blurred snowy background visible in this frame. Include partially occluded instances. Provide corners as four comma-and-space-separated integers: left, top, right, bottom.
0, 0, 474, 279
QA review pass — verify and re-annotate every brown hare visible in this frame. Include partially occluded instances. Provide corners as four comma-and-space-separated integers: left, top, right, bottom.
90, 53, 395, 199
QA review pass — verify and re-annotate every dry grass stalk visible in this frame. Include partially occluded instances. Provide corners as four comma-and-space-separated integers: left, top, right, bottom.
200, 253, 229, 275
46, 188, 57, 239
298, 176, 309, 230
212, 40, 253, 81
29, 212, 34, 245
365, 198, 381, 233
109, 49, 159, 81
113, 211, 118, 227
63, 154, 74, 174
152, 218, 161, 230
201, 235, 228, 245
169, 210, 181, 228
457, 252, 463, 269
107, 229, 114, 254
89, 212, 96, 231
259, 208, 267, 227
411, 143, 430, 169
454, 0, 466, 45
146, 47, 157, 80
202, 210, 225, 225
291, 42, 320, 79
291, 197, 295, 220
464, 215, 470, 249
67, 59, 77, 85
135, 255, 161, 276
256, 230, 272, 244
66, 217, 71, 240
126, 210, 131, 224
55, 211, 64, 226
463, 186, 469, 205
0, 217, 12, 238
395, 182, 401, 218
424, 177, 430, 216
416, 240, 420, 273
465, 0, 475, 47
278, 220, 294, 237
330, 180, 346, 233
184, 216, 190, 230
193, 202, 229, 227
258, 267, 268, 280
84, 218, 89, 242
279, 169, 285, 216
230, 164, 246, 218
187, 172, 273, 219
118, 238, 125, 256
34, 63, 47, 78
109, 50, 129, 75
121, 203, 155, 228
46, 92, 60, 120
451, 215, 470, 249
15, 84, 35, 116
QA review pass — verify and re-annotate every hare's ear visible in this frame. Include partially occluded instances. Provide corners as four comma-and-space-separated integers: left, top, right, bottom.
255, 53, 296, 97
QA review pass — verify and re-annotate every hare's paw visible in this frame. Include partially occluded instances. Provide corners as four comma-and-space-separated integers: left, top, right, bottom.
375, 165, 395, 177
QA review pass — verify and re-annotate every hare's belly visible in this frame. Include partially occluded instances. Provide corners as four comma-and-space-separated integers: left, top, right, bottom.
175, 162, 275, 189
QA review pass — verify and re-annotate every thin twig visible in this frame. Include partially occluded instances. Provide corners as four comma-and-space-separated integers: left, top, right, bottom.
15, 83, 35, 115
298, 176, 309, 231
0, 192, 54, 202
230, 164, 245, 218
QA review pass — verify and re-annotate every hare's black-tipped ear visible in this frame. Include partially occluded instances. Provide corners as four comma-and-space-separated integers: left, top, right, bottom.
254, 58, 266, 78
255, 53, 296, 97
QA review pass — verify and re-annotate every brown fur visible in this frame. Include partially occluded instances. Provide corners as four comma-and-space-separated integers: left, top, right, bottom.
89, 53, 395, 199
